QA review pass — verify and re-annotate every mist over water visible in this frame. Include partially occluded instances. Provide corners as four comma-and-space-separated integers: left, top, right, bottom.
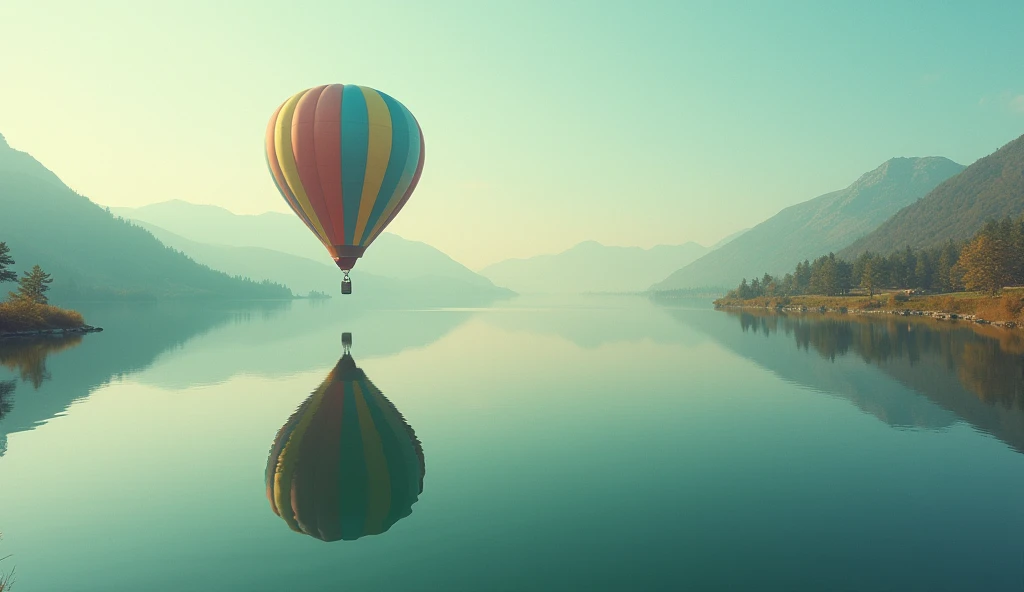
1, 297, 1023, 591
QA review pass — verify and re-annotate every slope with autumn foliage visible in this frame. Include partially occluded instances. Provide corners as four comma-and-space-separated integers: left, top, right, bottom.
841, 132, 1024, 258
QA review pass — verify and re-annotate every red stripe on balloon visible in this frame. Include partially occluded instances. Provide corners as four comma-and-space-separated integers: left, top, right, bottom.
314, 84, 347, 245
310, 378, 346, 541
292, 85, 335, 239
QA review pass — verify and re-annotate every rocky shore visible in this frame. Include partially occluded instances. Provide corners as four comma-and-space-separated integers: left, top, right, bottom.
0, 325, 104, 339
714, 304, 1018, 329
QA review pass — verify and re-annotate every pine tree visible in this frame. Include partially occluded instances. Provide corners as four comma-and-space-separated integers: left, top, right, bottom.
13, 265, 54, 304
936, 241, 959, 292
0, 242, 16, 283
957, 235, 1011, 296
860, 257, 881, 297
914, 251, 932, 290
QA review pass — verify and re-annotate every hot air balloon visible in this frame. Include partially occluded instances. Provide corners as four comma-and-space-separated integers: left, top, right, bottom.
264, 84, 425, 294
265, 334, 425, 541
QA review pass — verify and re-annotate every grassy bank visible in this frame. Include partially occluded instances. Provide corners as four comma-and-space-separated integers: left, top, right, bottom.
714, 288, 1024, 324
0, 298, 86, 334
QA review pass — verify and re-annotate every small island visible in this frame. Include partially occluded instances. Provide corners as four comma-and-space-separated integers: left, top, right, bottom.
0, 241, 101, 338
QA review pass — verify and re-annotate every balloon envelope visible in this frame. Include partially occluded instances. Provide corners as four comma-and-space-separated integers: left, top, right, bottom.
265, 84, 425, 270
265, 353, 425, 541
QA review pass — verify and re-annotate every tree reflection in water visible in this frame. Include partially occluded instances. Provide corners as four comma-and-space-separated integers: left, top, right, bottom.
733, 311, 1024, 410
0, 380, 13, 422
0, 335, 84, 456
0, 335, 83, 389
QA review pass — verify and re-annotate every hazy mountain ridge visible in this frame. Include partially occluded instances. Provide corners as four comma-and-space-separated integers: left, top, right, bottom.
112, 201, 514, 303
480, 240, 709, 294
651, 156, 966, 291
0, 132, 63, 188
129, 221, 343, 296
709, 228, 750, 250
0, 135, 291, 302
110, 201, 329, 262
840, 133, 1024, 258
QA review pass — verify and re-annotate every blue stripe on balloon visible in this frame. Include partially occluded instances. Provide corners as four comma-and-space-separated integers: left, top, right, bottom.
360, 93, 410, 244
369, 103, 421, 244
402, 106, 422, 190
357, 378, 406, 529
340, 85, 369, 244
338, 379, 368, 539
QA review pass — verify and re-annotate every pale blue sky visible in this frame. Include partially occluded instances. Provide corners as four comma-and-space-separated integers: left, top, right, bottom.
1, 1, 1022, 269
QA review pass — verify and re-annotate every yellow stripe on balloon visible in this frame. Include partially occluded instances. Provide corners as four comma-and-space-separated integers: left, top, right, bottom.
364, 110, 420, 244
275, 90, 330, 245
352, 87, 394, 244
352, 382, 392, 534
274, 379, 331, 534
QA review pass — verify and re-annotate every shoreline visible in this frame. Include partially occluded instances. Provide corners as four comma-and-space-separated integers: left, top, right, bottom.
0, 325, 104, 339
713, 302, 1018, 329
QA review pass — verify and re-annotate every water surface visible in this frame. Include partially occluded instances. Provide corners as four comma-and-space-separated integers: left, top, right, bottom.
1, 297, 1023, 591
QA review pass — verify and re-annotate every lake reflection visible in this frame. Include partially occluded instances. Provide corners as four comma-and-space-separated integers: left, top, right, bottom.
266, 334, 425, 542
2, 297, 1024, 591
708, 310, 1024, 453
0, 334, 84, 455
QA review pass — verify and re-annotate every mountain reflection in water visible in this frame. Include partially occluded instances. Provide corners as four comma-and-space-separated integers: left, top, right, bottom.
708, 309, 1024, 453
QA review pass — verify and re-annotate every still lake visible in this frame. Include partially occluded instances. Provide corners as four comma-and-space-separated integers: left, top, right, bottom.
1, 296, 1023, 591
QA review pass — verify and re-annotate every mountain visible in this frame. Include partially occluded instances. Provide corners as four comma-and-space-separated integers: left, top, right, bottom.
110, 200, 327, 261
0, 133, 291, 302
480, 241, 708, 294
840, 133, 1024, 258
131, 221, 342, 296
651, 156, 965, 291
709, 228, 750, 250
111, 201, 514, 303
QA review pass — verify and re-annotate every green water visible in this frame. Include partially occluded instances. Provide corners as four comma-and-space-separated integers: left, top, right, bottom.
1, 297, 1023, 591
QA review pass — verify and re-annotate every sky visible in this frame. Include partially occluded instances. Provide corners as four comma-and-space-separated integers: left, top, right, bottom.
1, 1, 1023, 270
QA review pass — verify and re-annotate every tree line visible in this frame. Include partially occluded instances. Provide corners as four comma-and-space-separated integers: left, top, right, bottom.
727, 215, 1024, 299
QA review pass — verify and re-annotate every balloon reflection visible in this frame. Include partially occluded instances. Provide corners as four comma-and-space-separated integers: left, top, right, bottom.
265, 334, 425, 541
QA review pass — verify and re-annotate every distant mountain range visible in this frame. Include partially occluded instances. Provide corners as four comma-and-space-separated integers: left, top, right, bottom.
111, 201, 514, 304
480, 241, 710, 294
0, 133, 289, 302
841, 133, 1024, 259
651, 156, 966, 291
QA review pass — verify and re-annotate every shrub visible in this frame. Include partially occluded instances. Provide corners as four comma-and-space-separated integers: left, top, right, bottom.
887, 293, 909, 306
973, 294, 1024, 323
0, 298, 85, 332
